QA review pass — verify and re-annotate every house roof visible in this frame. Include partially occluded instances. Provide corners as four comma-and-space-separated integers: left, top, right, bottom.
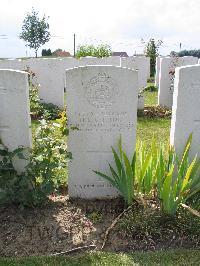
112, 52, 128, 57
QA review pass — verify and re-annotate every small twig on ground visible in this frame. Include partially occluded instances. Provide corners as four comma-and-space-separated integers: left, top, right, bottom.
181, 203, 200, 218
101, 205, 132, 250
50, 244, 96, 256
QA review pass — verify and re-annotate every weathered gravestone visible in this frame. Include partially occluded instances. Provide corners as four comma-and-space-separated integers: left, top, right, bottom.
66, 65, 138, 199
158, 56, 198, 108
121, 56, 150, 90
170, 64, 200, 158
0, 69, 31, 173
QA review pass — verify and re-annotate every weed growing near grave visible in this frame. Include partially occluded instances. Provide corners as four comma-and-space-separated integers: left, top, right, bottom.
0, 117, 71, 207
94, 135, 200, 215
29, 84, 62, 120
0, 140, 30, 205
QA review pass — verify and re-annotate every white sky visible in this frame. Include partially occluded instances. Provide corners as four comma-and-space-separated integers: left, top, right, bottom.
0, 0, 199, 58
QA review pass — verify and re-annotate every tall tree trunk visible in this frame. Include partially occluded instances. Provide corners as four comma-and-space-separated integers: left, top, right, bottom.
35, 50, 38, 58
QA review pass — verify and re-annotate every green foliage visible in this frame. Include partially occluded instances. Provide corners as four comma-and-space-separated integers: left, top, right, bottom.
42, 48, 52, 56
135, 140, 159, 196
40, 103, 61, 120
20, 8, 50, 57
143, 38, 162, 76
157, 135, 200, 215
171, 49, 200, 58
94, 137, 135, 205
76, 44, 112, 58
143, 85, 158, 92
29, 84, 43, 115
29, 84, 62, 120
1, 250, 200, 266
0, 140, 30, 205
0, 118, 71, 207
94, 135, 200, 215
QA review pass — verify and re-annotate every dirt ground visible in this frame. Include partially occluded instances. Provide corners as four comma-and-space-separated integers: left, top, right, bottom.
0, 196, 199, 257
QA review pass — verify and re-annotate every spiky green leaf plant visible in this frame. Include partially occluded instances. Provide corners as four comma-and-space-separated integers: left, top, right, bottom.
93, 137, 135, 205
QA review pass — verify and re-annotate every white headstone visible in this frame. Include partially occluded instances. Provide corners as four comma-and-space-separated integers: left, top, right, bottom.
155, 56, 163, 87
66, 65, 138, 199
79, 56, 121, 66
158, 56, 198, 108
0, 69, 31, 172
121, 56, 150, 90
170, 64, 200, 158
25, 58, 65, 109
0, 59, 25, 71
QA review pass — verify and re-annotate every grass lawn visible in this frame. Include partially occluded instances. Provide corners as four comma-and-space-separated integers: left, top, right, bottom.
143, 91, 158, 106
137, 90, 170, 152
137, 117, 170, 148
1, 250, 200, 265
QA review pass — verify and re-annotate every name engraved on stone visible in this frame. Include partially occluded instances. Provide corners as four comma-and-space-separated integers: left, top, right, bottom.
70, 111, 134, 132
84, 72, 119, 109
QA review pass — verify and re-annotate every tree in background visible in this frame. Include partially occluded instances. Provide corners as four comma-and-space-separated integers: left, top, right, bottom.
42, 48, 52, 56
143, 38, 163, 77
76, 44, 112, 58
170, 49, 200, 58
20, 8, 50, 58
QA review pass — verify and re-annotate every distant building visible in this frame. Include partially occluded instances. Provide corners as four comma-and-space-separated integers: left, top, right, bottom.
52, 50, 71, 57
112, 52, 128, 57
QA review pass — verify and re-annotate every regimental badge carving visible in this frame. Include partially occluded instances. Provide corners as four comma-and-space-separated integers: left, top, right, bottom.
84, 72, 119, 109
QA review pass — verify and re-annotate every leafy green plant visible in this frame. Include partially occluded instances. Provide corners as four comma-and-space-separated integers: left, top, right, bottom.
0, 117, 71, 207
157, 135, 200, 215
27, 119, 71, 193
143, 85, 158, 92
94, 137, 135, 205
94, 135, 200, 215
39, 102, 62, 120
76, 44, 112, 58
135, 140, 159, 197
29, 84, 44, 116
0, 140, 30, 205
29, 83, 62, 120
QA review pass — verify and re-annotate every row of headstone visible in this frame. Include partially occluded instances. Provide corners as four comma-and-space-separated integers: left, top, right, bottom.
155, 56, 199, 108
0, 56, 150, 109
1, 64, 200, 200
67, 63, 200, 198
